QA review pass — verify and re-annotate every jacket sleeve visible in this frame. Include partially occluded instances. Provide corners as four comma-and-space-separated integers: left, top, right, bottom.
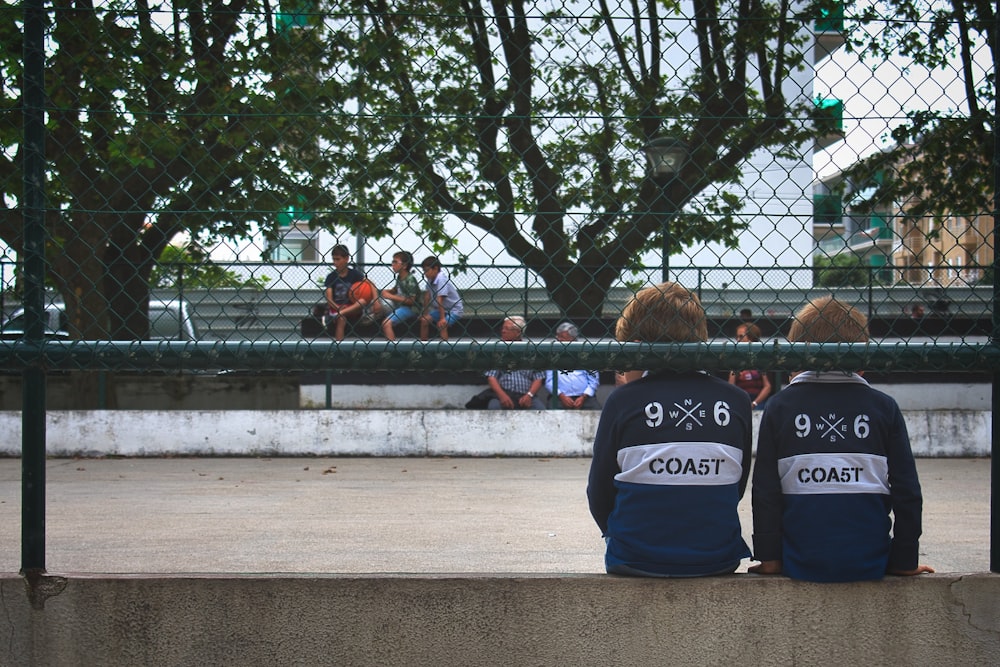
751, 408, 784, 562
586, 398, 621, 535
736, 393, 753, 498
885, 404, 922, 572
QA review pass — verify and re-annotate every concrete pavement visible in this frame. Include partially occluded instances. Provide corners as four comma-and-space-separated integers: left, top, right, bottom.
0, 457, 993, 575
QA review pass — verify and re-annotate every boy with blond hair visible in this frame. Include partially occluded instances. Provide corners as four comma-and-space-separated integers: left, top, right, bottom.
587, 282, 753, 576
750, 295, 934, 581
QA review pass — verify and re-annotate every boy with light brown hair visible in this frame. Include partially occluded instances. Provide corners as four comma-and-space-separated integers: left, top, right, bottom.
588, 281, 753, 577
613, 281, 708, 384
614, 281, 708, 343
751, 295, 934, 581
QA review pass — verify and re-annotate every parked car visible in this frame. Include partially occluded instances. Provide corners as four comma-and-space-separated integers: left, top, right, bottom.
1, 299, 199, 341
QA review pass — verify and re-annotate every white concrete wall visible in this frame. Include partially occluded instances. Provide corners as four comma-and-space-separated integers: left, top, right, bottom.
879, 382, 991, 411
0, 408, 989, 457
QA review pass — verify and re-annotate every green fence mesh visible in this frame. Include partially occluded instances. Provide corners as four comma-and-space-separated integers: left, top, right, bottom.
8, 0, 1000, 577
3, 0, 997, 374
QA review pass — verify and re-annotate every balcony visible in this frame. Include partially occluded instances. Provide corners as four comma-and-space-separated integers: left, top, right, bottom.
276, 0, 315, 30
816, 235, 849, 256
814, 97, 844, 150
814, 1, 845, 62
816, 216, 893, 260
276, 194, 313, 227
813, 193, 843, 224
954, 222, 987, 247
846, 224, 893, 253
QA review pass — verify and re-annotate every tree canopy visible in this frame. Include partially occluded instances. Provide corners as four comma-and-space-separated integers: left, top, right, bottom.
5, 0, 833, 334
151, 244, 270, 290
2, 0, 343, 338
838, 0, 994, 223
814, 252, 880, 287
320, 0, 825, 317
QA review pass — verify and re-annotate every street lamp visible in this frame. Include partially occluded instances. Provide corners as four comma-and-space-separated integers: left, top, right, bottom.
642, 137, 688, 282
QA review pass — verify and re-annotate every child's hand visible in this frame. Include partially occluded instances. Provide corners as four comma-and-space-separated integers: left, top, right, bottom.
888, 564, 935, 576
748, 560, 782, 575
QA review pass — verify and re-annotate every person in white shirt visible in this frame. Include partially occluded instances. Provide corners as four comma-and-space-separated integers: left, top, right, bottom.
546, 321, 601, 410
419, 256, 464, 341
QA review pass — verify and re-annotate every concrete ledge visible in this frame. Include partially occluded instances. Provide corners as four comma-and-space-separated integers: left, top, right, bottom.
2, 573, 997, 665
302, 380, 994, 411
0, 409, 990, 457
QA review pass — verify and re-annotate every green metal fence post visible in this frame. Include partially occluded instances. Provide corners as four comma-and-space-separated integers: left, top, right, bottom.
549, 371, 559, 409
523, 267, 529, 323
991, 3, 1000, 574
326, 369, 333, 409
21, 0, 47, 574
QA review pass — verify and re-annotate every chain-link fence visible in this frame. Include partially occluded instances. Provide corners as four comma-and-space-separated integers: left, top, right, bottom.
6, 1, 1000, 569
4, 0, 998, 366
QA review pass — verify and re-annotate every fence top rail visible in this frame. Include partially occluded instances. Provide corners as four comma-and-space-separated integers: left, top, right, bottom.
1, 340, 997, 373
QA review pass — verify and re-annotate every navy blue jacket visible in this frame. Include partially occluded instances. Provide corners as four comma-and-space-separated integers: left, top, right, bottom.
752, 372, 923, 582
588, 371, 752, 576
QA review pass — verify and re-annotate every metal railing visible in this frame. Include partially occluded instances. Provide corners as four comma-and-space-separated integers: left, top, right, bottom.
3, 261, 992, 342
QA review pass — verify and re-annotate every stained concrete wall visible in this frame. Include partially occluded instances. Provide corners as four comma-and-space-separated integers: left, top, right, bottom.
300, 379, 995, 411
1, 573, 997, 665
0, 375, 990, 412
0, 408, 990, 457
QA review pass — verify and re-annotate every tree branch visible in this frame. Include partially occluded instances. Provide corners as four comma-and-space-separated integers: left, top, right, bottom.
597, 0, 643, 89
492, 0, 565, 257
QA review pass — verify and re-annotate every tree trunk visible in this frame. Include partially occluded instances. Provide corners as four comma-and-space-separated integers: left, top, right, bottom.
52, 218, 113, 340
106, 239, 156, 341
542, 263, 618, 326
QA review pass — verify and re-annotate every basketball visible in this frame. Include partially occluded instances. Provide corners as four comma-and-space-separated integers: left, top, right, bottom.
349, 280, 376, 304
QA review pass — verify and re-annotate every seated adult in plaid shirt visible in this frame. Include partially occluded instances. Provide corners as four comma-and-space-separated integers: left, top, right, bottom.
485, 316, 546, 410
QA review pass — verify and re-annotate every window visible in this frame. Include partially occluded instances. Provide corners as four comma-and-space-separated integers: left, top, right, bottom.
268, 231, 318, 262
